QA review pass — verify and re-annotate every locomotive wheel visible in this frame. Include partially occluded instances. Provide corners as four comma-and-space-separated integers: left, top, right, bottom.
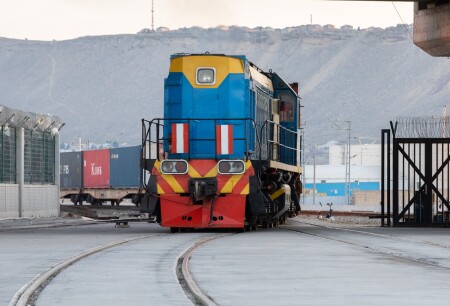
170, 227, 180, 233
246, 215, 257, 232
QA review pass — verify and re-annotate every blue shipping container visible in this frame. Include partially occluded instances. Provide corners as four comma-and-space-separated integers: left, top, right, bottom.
110, 146, 141, 188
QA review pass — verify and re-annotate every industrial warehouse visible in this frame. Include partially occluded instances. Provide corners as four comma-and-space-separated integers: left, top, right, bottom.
0, 105, 63, 218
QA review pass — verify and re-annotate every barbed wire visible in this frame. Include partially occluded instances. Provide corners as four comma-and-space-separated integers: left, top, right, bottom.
393, 116, 450, 138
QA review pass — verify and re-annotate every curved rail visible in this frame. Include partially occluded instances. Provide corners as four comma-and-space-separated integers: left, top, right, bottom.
177, 233, 235, 306
9, 235, 157, 306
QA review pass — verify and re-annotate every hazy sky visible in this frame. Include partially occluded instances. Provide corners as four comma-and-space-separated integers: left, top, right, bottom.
0, 0, 413, 41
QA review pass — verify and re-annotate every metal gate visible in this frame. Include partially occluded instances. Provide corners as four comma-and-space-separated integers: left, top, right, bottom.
382, 117, 450, 226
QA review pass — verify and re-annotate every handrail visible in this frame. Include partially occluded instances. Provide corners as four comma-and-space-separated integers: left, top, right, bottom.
141, 117, 298, 190
141, 117, 258, 162
259, 119, 298, 166
141, 117, 297, 189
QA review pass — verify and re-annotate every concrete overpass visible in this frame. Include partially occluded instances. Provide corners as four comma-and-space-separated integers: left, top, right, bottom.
347, 1, 450, 56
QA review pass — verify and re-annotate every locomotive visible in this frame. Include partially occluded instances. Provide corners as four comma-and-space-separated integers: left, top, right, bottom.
139, 53, 302, 232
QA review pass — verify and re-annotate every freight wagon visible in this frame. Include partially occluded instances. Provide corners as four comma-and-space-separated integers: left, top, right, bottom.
60, 146, 144, 206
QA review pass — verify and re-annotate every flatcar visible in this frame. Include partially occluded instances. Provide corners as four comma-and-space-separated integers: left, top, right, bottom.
60, 146, 144, 206
139, 53, 302, 232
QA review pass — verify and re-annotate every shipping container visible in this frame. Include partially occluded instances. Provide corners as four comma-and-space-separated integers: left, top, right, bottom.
60, 152, 83, 188
110, 146, 141, 188
83, 149, 110, 188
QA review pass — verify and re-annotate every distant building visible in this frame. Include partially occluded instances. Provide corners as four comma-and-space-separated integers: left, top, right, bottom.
367, 26, 383, 32
156, 27, 170, 32
303, 144, 381, 204
306, 24, 323, 32
323, 24, 335, 30
329, 144, 381, 166
137, 28, 152, 34
216, 25, 230, 31
303, 164, 380, 185
340, 25, 354, 31
0, 105, 63, 218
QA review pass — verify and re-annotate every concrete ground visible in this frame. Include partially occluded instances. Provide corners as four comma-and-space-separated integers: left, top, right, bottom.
190, 218, 450, 306
0, 222, 175, 306
2, 216, 450, 306
36, 230, 215, 306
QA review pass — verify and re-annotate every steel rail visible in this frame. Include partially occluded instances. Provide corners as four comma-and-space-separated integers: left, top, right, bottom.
289, 219, 450, 249
281, 220, 450, 269
177, 233, 235, 306
9, 235, 158, 306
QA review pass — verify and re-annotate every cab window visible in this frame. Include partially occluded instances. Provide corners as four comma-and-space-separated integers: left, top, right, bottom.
279, 93, 294, 122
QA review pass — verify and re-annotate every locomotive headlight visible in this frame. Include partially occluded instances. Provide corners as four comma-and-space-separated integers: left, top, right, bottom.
196, 68, 216, 85
218, 160, 245, 174
161, 161, 174, 173
161, 160, 188, 174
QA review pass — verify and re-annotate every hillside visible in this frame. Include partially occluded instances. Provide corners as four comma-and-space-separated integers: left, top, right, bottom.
1, 25, 449, 151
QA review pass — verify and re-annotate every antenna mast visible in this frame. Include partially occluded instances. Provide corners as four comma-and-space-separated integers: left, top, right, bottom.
151, 0, 155, 31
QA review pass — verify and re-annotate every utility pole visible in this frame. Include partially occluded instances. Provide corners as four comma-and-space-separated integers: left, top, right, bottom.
443, 105, 447, 137
313, 153, 316, 206
333, 120, 351, 205
151, 0, 155, 31
301, 129, 305, 206
346, 121, 351, 205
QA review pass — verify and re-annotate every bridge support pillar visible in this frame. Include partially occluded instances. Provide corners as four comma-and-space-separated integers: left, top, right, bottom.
414, 2, 450, 56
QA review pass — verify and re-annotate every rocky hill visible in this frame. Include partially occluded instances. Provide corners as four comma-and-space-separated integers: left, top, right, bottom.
1, 24, 449, 150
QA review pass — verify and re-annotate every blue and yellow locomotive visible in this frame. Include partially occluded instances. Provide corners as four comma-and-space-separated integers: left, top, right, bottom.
139, 53, 302, 231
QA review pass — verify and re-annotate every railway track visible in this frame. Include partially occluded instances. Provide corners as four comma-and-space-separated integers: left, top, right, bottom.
282, 219, 450, 269
176, 234, 236, 306
9, 228, 235, 306
8, 219, 450, 305
10, 235, 157, 306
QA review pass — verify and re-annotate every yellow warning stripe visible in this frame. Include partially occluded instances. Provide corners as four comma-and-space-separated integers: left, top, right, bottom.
155, 160, 253, 194
270, 188, 285, 200
157, 184, 165, 194
240, 183, 249, 195
220, 174, 243, 193
187, 166, 202, 178
205, 166, 218, 178
163, 174, 185, 193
